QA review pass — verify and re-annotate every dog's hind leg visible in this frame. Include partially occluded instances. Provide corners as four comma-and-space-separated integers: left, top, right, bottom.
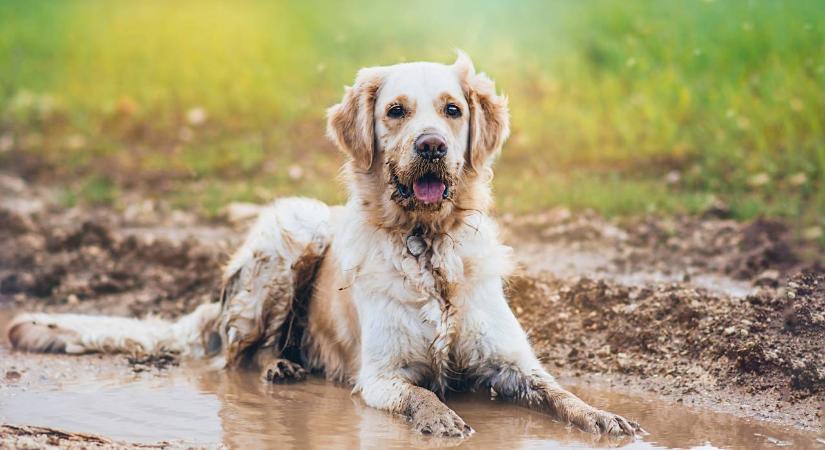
218, 197, 330, 374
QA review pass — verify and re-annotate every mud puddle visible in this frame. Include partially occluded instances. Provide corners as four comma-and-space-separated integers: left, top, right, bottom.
1, 352, 823, 449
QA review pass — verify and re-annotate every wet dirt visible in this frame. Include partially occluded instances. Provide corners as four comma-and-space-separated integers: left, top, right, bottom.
1, 174, 824, 448
0, 175, 235, 319
502, 209, 817, 289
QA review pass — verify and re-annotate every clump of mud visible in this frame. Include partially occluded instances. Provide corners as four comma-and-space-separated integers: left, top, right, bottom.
507, 270, 825, 408
127, 352, 181, 373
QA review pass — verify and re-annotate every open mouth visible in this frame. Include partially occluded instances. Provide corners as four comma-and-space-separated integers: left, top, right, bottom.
395, 173, 448, 205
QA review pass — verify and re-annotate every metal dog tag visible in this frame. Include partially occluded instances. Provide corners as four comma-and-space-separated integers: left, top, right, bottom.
406, 234, 427, 257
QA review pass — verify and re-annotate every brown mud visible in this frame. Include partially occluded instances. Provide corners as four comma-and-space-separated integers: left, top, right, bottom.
1, 174, 824, 448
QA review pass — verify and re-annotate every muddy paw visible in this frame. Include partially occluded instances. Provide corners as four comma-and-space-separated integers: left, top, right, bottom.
261, 359, 307, 383
578, 409, 642, 437
413, 407, 473, 438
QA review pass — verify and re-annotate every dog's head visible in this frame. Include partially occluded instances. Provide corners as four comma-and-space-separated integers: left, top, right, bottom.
327, 52, 509, 231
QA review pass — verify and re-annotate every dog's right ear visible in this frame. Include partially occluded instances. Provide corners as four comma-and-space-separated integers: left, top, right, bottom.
453, 51, 510, 174
326, 67, 386, 172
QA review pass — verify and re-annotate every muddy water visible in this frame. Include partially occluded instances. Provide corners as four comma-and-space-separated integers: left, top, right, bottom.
0, 356, 822, 450
1, 310, 822, 449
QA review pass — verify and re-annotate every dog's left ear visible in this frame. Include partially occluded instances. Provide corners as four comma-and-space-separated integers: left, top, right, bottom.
453, 51, 510, 173
326, 67, 386, 172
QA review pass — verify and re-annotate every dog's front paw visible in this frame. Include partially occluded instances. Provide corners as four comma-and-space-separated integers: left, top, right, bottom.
412, 406, 473, 438
261, 358, 307, 383
574, 408, 641, 437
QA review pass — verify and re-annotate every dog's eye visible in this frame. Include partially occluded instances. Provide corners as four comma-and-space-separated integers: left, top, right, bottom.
387, 105, 405, 119
445, 103, 462, 118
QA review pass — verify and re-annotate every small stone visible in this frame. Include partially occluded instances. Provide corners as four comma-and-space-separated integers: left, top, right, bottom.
747, 173, 770, 187
802, 226, 822, 241
186, 107, 207, 126
754, 269, 780, 287
5, 370, 21, 381
664, 171, 681, 185
723, 326, 736, 336
788, 172, 808, 186
65, 134, 86, 150
288, 164, 304, 180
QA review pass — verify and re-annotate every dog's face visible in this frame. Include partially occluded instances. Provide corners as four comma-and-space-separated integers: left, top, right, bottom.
375, 63, 469, 209
327, 52, 509, 230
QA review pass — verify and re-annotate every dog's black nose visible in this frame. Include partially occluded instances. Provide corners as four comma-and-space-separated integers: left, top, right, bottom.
414, 134, 447, 160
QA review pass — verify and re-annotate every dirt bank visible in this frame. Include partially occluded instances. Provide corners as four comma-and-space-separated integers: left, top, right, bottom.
0, 174, 234, 319
507, 272, 825, 430
1, 174, 823, 439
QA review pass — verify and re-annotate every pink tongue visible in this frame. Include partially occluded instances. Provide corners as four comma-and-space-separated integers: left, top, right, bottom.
413, 178, 446, 204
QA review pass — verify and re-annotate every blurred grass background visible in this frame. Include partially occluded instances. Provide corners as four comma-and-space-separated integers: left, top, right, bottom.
0, 0, 822, 235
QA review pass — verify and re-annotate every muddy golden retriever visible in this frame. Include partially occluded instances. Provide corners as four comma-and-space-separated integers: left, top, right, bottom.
8, 52, 640, 439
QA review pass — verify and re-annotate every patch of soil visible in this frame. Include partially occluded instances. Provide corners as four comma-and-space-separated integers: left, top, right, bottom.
507, 270, 825, 429
503, 209, 817, 285
0, 201, 229, 320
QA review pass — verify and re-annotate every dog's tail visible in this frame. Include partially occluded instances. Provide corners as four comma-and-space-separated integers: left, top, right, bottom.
6, 302, 221, 357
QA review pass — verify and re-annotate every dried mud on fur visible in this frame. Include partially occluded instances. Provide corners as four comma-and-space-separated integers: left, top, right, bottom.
1, 174, 823, 434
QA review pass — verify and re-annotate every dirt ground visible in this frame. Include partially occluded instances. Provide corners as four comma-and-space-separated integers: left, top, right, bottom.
1, 173, 824, 447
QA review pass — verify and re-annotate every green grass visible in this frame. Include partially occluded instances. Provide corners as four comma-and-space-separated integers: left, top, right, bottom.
0, 0, 823, 235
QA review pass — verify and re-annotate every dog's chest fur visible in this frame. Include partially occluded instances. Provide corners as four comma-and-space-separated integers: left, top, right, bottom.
327, 203, 513, 391
398, 231, 463, 392
335, 210, 498, 383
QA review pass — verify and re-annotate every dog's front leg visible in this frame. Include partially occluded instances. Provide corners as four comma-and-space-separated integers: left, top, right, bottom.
357, 375, 473, 438
484, 364, 640, 436
354, 293, 473, 438
464, 278, 641, 436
